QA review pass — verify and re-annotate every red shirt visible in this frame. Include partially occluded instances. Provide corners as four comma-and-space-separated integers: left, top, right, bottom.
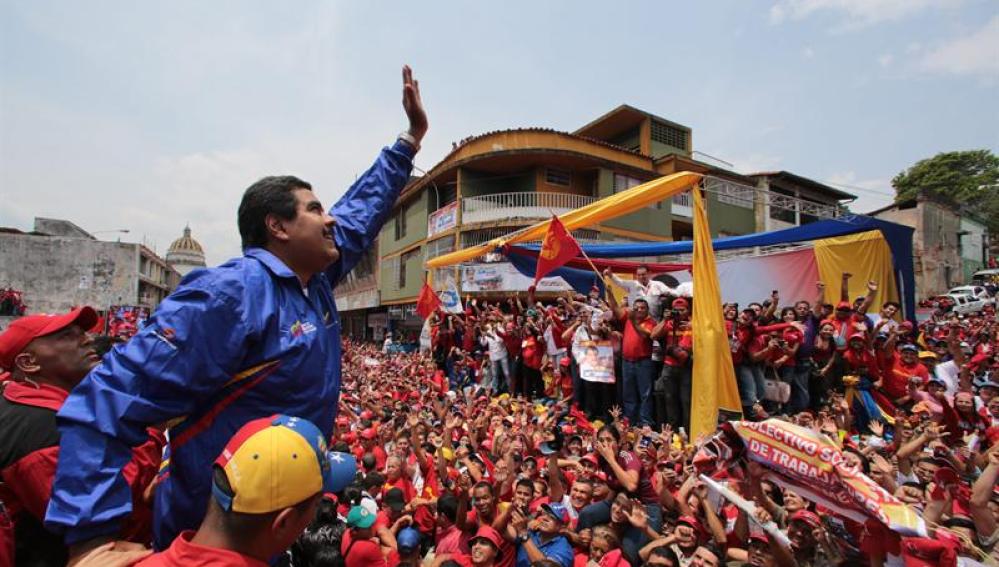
522, 335, 543, 370
341, 530, 398, 567
661, 320, 692, 367
620, 312, 655, 361
884, 354, 929, 399
136, 530, 267, 566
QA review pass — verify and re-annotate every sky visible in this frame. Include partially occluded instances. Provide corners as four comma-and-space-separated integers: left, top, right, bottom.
2, 0, 997, 266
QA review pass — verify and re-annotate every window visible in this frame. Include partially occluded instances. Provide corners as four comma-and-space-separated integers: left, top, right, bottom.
394, 209, 407, 240
424, 235, 455, 261
545, 168, 572, 187
613, 173, 641, 193
399, 249, 420, 289
651, 120, 689, 150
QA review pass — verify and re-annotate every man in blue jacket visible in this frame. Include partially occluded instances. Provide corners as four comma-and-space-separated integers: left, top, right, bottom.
44, 65, 429, 558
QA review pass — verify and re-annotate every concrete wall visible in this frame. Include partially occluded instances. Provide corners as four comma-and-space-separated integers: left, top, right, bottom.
0, 233, 139, 314
960, 217, 987, 282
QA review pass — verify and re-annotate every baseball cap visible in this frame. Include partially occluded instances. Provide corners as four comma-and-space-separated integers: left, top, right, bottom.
396, 527, 421, 553
540, 502, 569, 524
672, 297, 689, 309
918, 351, 939, 361
470, 525, 503, 553
789, 509, 822, 528
211, 415, 357, 514
836, 301, 852, 310
900, 344, 919, 353
383, 487, 406, 513
347, 505, 377, 528
0, 307, 98, 369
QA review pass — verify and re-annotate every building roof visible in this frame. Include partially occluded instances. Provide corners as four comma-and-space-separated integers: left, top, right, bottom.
400, 127, 649, 200
747, 170, 856, 201
573, 104, 691, 142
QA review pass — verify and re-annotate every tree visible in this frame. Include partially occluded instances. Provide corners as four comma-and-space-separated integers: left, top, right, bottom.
892, 149, 999, 232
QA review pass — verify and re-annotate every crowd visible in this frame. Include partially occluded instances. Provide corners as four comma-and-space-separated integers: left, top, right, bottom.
0, 66, 996, 567
3, 263, 997, 567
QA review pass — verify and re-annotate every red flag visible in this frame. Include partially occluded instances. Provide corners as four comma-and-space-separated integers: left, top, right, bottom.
416, 282, 442, 319
534, 216, 583, 283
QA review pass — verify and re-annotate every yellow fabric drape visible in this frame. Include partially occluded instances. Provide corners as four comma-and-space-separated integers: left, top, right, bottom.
425, 171, 703, 268
813, 231, 899, 312
690, 185, 743, 439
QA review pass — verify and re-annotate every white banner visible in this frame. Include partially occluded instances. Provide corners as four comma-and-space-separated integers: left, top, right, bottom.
427, 202, 458, 238
460, 262, 572, 293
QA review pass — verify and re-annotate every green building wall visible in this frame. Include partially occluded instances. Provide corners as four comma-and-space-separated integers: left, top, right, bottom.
595, 169, 673, 239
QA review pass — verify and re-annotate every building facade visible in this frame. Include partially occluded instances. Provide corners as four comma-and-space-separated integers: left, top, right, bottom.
869, 196, 989, 296
345, 105, 854, 336
0, 217, 180, 319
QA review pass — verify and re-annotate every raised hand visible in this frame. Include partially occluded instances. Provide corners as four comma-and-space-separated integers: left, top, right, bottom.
401, 65, 428, 143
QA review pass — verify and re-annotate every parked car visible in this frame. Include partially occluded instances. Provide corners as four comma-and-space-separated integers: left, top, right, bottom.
948, 285, 994, 305
945, 293, 987, 315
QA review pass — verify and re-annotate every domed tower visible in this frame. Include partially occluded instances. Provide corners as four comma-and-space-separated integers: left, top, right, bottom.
166, 225, 207, 277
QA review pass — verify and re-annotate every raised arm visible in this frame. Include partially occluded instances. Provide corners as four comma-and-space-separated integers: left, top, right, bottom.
840, 272, 852, 303
326, 66, 426, 284
812, 281, 827, 318
857, 281, 877, 315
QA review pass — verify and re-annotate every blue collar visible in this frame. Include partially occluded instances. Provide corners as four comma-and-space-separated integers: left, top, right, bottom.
244, 247, 300, 281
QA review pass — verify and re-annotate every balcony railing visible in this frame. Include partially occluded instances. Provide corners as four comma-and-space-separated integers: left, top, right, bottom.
462, 192, 596, 225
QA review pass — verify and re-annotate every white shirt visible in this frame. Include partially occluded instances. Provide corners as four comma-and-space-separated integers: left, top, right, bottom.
935, 359, 959, 395
480, 331, 508, 361
610, 274, 672, 317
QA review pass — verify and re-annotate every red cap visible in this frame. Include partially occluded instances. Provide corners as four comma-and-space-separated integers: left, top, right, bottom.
360, 428, 378, 440
672, 298, 689, 309
360, 410, 375, 420
677, 515, 702, 530
470, 525, 504, 551
789, 509, 822, 528
848, 332, 867, 342
836, 301, 852, 310
0, 307, 98, 369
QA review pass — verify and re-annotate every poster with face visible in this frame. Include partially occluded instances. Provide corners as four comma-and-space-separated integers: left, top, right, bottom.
575, 340, 615, 384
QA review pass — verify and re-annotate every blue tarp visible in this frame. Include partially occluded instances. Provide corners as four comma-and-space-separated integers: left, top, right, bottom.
512, 215, 917, 319
506, 252, 606, 297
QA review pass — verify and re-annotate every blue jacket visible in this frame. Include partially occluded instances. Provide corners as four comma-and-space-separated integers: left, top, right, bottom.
44, 141, 415, 549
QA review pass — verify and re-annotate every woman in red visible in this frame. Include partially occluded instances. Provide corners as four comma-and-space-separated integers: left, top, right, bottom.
520, 322, 545, 401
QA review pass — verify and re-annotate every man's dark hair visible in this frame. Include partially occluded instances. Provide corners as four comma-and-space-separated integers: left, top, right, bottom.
647, 545, 680, 565
636, 264, 650, 273
515, 477, 535, 494
363, 471, 385, 491
361, 453, 376, 472
437, 491, 459, 523
883, 301, 901, 310
472, 480, 494, 495
237, 176, 312, 249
